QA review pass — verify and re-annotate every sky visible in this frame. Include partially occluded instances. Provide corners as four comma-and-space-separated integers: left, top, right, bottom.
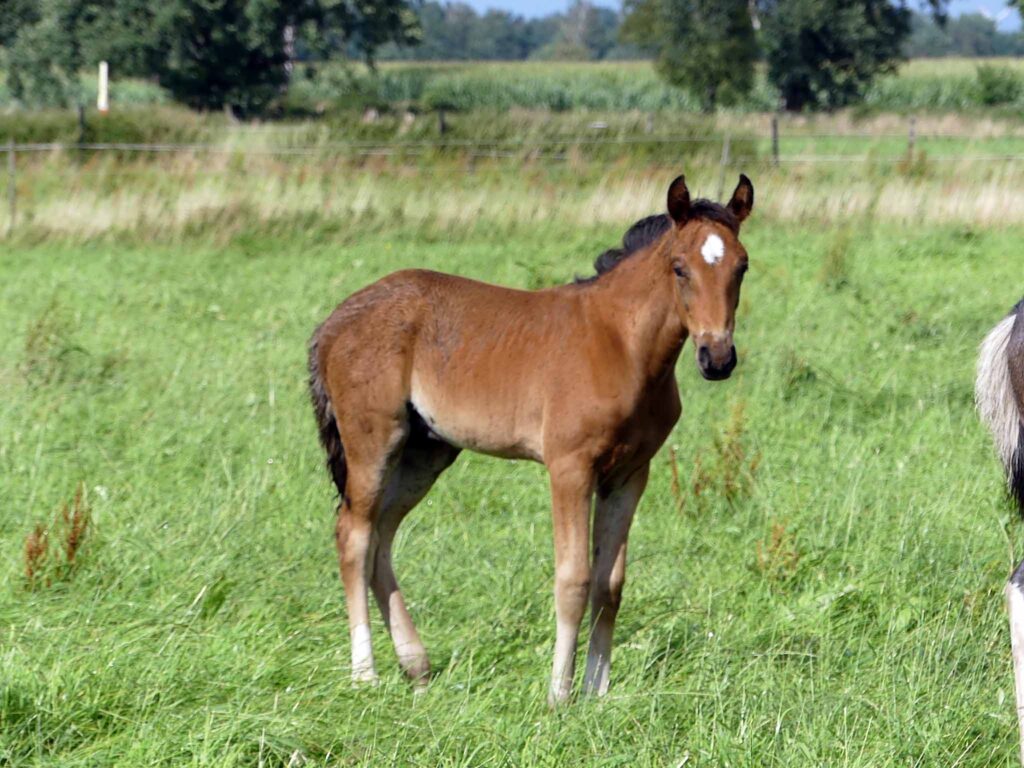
458, 0, 1022, 30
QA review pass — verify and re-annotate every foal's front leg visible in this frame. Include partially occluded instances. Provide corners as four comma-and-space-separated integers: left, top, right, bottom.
547, 458, 594, 706
584, 463, 648, 696
1007, 560, 1024, 764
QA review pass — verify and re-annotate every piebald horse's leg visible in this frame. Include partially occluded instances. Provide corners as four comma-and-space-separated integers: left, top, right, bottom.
547, 458, 595, 706
584, 463, 649, 696
336, 415, 407, 684
1008, 560, 1024, 764
371, 436, 459, 687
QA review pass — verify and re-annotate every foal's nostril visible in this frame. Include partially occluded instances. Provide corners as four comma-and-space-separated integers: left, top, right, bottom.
726, 345, 738, 372
698, 345, 712, 370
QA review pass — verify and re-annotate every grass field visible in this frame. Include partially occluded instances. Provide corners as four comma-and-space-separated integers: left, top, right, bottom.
1, 176, 1023, 764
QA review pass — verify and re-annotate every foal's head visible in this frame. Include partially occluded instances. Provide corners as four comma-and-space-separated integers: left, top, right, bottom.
662, 174, 754, 381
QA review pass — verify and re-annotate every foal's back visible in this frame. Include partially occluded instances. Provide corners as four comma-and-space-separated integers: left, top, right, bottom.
314, 268, 594, 461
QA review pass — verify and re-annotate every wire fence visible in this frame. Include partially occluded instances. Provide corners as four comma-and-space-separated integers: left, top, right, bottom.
10, 134, 1024, 155
9, 132, 1024, 160
8, 116, 1024, 234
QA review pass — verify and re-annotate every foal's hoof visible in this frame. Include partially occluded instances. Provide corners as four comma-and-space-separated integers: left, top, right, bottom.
399, 653, 430, 685
351, 669, 379, 686
547, 687, 572, 709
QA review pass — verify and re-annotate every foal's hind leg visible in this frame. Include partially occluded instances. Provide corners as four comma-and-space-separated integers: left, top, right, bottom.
583, 463, 648, 696
336, 413, 408, 684
371, 430, 460, 686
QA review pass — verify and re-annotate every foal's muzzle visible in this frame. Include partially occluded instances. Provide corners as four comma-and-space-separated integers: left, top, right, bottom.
697, 344, 737, 381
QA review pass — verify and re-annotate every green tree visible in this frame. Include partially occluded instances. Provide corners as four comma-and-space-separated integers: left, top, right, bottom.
154, 0, 418, 112
5, 0, 93, 107
555, 1, 619, 60
759, 0, 950, 111
150, 0, 291, 114
621, 0, 757, 111
906, 12, 1024, 58
2, 0, 418, 113
0, 0, 40, 48
468, 10, 531, 59
381, 2, 612, 62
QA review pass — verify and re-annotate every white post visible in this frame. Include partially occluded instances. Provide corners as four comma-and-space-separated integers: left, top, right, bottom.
97, 61, 109, 114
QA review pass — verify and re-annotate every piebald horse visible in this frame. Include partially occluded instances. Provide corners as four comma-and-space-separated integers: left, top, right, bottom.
977, 298, 1024, 760
309, 174, 755, 703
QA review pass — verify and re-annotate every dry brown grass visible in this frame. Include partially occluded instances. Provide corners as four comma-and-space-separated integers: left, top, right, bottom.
755, 521, 801, 582
23, 524, 48, 583
667, 445, 685, 514
6, 112, 1024, 240
23, 483, 91, 587
6, 158, 1024, 238
688, 401, 761, 514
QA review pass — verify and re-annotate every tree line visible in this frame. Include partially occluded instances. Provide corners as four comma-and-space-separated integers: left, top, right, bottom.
1, 0, 1022, 114
381, 3, 1024, 64
906, 10, 1024, 57
621, 0, 1023, 111
376, 1, 635, 61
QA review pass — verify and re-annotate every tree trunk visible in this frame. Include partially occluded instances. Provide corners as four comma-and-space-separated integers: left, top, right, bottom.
283, 24, 295, 85
782, 84, 808, 112
702, 84, 717, 113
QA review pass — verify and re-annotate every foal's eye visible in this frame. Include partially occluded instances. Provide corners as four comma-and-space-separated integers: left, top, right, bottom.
673, 264, 688, 279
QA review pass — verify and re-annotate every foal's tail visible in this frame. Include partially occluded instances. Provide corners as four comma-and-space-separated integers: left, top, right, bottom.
308, 325, 347, 499
976, 299, 1024, 513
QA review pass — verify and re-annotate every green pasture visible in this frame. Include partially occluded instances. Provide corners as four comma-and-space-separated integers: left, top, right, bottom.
1, 210, 1022, 765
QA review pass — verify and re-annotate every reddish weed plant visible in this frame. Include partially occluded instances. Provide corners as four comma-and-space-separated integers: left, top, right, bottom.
24, 483, 91, 588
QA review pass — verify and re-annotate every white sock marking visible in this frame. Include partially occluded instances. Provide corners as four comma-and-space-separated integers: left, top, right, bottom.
701, 234, 725, 265
351, 623, 375, 680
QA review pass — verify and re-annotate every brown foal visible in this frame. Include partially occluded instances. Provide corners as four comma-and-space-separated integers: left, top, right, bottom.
309, 173, 755, 704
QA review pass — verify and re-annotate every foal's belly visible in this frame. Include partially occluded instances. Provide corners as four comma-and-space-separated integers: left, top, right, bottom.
409, 374, 544, 461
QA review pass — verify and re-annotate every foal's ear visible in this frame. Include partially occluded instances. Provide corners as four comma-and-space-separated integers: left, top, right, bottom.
727, 174, 754, 224
666, 175, 691, 225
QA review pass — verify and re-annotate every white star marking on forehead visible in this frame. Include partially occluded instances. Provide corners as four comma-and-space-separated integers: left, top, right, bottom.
701, 234, 725, 265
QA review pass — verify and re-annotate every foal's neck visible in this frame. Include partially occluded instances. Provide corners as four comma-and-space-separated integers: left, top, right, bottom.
589, 243, 687, 383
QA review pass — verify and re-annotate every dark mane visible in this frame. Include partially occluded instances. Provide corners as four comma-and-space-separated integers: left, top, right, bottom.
581, 200, 739, 283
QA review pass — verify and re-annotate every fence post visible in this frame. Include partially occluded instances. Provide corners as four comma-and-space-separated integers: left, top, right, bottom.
771, 115, 779, 167
716, 133, 731, 201
97, 61, 109, 114
645, 113, 654, 135
6, 139, 14, 237
77, 105, 87, 145
908, 116, 916, 158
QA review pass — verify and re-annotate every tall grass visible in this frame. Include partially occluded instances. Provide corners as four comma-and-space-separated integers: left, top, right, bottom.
6, 129, 1024, 243
289, 59, 1024, 114
288, 60, 780, 112
315, 58, 1024, 113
